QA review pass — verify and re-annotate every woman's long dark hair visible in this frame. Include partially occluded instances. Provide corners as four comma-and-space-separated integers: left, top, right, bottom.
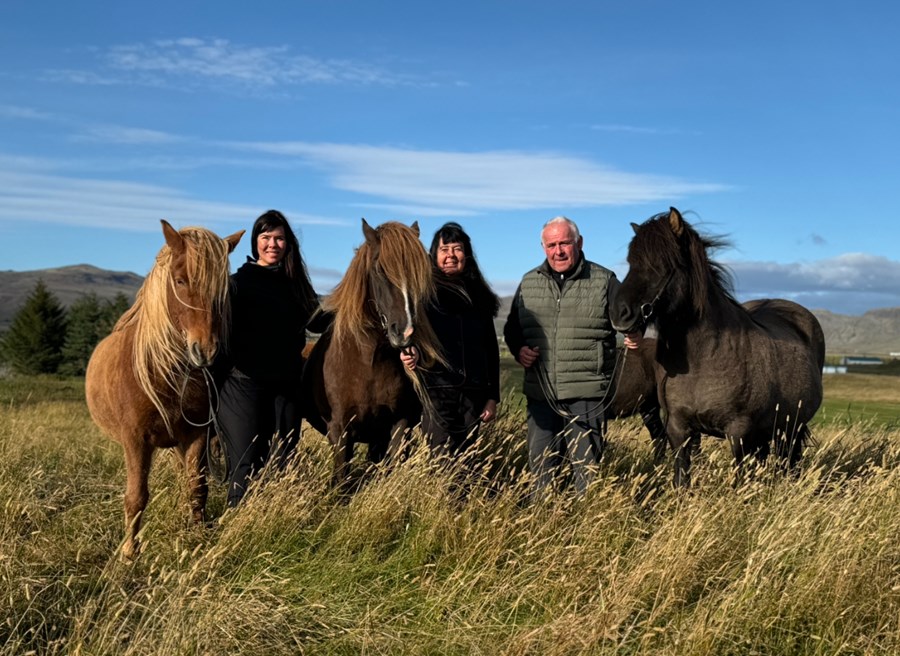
251, 210, 318, 315
429, 222, 500, 317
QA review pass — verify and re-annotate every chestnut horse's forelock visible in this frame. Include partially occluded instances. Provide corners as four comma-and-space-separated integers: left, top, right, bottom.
113, 227, 233, 435
323, 221, 442, 366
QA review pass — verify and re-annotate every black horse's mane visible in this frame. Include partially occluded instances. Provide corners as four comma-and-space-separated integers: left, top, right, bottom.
634, 212, 738, 317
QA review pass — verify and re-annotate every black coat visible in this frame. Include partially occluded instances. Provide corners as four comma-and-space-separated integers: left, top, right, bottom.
423, 278, 500, 402
224, 262, 311, 386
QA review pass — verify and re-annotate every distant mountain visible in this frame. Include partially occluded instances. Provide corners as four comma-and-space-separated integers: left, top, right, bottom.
0, 266, 897, 357
0, 265, 142, 330
812, 307, 900, 357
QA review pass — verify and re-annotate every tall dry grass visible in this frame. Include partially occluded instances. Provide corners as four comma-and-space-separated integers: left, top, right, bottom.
2, 376, 899, 654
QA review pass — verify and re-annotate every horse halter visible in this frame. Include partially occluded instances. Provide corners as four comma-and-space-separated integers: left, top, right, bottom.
640, 269, 674, 323
367, 298, 389, 332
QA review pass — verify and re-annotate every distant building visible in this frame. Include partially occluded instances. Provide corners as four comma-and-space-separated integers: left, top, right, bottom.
823, 365, 848, 374
841, 356, 883, 366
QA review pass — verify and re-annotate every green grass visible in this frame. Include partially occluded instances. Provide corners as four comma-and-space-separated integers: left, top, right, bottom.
3, 372, 900, 654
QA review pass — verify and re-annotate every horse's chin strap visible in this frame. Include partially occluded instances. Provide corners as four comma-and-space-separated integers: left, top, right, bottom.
640, 270, 674, 324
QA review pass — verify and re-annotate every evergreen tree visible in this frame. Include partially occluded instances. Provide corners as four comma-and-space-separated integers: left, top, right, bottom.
59, 293, 104, 376
99, 292, 131, 335
0, 280, 68, 374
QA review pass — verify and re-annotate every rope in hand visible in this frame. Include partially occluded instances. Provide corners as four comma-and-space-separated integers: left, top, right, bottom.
532, 342, 630, 421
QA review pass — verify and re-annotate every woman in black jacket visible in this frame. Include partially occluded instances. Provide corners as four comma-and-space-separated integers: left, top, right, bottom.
401, 222, 501, 458
216, 209, 327, 506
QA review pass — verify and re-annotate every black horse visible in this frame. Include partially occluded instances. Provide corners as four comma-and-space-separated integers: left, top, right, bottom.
611, 208, 825, 486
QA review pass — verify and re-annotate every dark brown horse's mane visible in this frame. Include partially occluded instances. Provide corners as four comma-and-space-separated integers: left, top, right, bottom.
323, 221, 442, 365
635, 212, 737, 318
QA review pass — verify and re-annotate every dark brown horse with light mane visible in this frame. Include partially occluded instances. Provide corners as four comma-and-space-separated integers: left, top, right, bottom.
86, 221, 243, 559
611, 208, 825, 486
302, 219, 443, 486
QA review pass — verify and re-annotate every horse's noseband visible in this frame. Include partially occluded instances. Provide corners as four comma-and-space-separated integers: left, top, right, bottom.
640, 270, 674, 323
367, 298, 389, 332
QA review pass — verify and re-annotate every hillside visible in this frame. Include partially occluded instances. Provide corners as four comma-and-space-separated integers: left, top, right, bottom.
0, 265, 142, 330
0, 266, 897, 356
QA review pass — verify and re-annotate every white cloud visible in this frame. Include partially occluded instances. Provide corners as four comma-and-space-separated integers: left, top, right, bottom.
73, 125, 185, 145
232, 141, 730, 212
728, 254, 900, 295
52, 38, 423, 90
0, 104, 56, 121
0, 169, 344, 231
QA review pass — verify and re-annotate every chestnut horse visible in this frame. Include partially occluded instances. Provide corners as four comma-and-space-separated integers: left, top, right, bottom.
611, 208, 825, 486
302, 219, 443, 486
86, 220, 243, 558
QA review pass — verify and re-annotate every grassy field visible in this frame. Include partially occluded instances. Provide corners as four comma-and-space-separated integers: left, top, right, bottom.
2, 372, 899, 655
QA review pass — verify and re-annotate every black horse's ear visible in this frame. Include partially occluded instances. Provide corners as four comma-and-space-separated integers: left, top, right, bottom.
668, 207, 684, 237
362, 217, 377, 244
161, 219, 184, 252
410, 221, 420, 237
630, 222, 640, 235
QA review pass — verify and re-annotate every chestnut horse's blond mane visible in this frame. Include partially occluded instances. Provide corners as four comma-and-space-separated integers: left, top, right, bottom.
113, 227, 233, 434
322, 221, 443, 367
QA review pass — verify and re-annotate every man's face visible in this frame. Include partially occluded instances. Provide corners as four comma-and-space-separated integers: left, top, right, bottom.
542, 222, 583, 273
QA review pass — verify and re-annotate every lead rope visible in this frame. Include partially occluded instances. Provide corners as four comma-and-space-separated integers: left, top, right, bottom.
179, 367, 228, 484
532, 343, 629, 421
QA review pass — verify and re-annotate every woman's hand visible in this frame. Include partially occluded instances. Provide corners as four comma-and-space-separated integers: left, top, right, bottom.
624, 332, 643, 350
518, 345, 540, 368
400, 345, 419, 370
480, 399, 498, 423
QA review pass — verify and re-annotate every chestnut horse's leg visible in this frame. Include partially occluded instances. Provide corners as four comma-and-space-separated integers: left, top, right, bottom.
176, 435, 209, 526
122, 439, 153, 560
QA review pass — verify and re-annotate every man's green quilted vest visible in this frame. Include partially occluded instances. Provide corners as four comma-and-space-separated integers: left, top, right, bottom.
516, 258, 617, 402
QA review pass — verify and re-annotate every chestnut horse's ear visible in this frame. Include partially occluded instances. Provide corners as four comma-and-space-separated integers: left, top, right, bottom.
668, 207, 685, 237
631, 222, 640, 235
361, 217, 377, 244
224, 229, 245, 254
161, 219, 184, 252
410, 221, 420, 237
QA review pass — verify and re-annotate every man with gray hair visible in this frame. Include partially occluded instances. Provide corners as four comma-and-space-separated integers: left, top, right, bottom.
504, 216, 629, 495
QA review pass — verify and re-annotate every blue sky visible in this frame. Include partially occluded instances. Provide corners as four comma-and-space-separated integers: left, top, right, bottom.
1, 1, 898, 315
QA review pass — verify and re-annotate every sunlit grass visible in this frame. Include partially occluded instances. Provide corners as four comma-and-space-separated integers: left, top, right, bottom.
2, 374, 900, 654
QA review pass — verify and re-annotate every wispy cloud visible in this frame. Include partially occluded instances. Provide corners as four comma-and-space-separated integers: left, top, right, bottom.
231, 141, 730, 214
49, 38, 425, 91
0, 168, 344, 231
73, 125, 185, 145
0, 104, 57, 121
590, 124, 695, 136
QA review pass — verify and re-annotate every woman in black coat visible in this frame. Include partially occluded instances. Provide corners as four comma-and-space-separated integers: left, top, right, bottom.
216, 209, 327, 506
401, 222, 500, 457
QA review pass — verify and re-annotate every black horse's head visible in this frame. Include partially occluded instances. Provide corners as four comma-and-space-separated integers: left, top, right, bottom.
611, 207, 734, 333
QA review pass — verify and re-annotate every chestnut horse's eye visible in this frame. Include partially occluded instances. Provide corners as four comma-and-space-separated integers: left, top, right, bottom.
175, 278, 186, 287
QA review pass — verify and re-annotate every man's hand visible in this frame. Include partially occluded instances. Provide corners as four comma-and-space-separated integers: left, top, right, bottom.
624, 332, 643, 350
